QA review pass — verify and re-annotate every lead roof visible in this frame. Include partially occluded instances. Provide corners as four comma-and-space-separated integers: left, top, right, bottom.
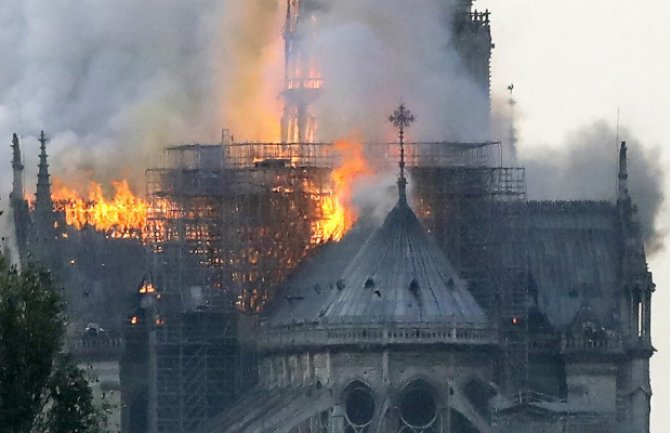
269, 198, 488, 326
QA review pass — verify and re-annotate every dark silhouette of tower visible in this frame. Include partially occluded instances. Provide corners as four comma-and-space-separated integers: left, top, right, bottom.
616, 141, 654, 432
10, 133, 30, 262
451, 1, 493, 98
10, 134, 24, 202
32, 131, 59, 270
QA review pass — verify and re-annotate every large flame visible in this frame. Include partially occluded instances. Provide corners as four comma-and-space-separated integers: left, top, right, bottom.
48, 137, 369, 244
317, 138, 372, 242
52, 178, 148, 238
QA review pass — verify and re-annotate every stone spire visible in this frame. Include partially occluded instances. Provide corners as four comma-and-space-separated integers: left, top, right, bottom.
9, 133, 30, 263
616, 141, 639, 238
388, 103, 415, 205
617, 140, 643, 259
10, 133, 24, 202
616, 141, 653, 348
35, 131, 54, 215
33, 130, 58, 257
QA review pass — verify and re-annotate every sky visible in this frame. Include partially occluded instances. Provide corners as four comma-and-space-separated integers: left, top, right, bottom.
476, 1, 670, 431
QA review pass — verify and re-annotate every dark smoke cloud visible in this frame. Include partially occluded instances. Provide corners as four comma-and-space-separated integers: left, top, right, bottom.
519, 120, 665, 254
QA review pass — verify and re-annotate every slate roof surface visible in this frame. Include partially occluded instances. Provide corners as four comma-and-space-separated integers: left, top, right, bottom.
269, 198, 623, 331
202, 382, 335, 433
524, 201, 620, 329
269, 198, 487, 326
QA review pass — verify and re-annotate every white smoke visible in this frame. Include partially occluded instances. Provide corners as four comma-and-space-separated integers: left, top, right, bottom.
353, 172, 398, 226
307, 0, 490, 142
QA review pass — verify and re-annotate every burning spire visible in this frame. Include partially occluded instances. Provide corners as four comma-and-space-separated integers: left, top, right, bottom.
388, 103, 415, 204
281, 0, 322, 143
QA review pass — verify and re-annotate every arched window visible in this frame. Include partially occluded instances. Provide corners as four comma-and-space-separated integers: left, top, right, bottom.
343, 381, 375, 433
398, 380, 438, 429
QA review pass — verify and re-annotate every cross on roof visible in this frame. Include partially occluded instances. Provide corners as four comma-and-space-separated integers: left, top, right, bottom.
388, 103, 416, 204
388, 103, 416, 140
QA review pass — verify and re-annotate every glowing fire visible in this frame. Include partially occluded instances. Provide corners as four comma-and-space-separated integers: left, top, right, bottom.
139, 281, 156, 294
52, 179, 148, 238
317, 138, 372, 242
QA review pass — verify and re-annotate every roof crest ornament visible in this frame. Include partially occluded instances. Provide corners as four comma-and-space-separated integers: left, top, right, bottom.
388, 102, 415, 205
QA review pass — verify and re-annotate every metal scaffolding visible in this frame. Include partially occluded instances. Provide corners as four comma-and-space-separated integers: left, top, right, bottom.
145, 143, 337, 433
145, 141, 506, 312
146, 143, 337, 313
411, 164, 529, 395
143, 140, 529, 432
152, 311, 254, 433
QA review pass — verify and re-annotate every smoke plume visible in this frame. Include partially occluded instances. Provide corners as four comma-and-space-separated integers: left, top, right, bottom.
217, 1, 284, 142
0, 0, 284, 201
519, 120, 665, 254
0, 0, 491, 191
307, 0, 490, 143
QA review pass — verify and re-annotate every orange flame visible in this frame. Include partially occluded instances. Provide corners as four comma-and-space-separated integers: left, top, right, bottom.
52, 178, 148, 238
139, 281, 156, 294
317, 138, 373, 242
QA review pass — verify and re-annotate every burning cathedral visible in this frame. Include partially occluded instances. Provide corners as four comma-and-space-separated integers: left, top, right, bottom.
5, 1, 655, 433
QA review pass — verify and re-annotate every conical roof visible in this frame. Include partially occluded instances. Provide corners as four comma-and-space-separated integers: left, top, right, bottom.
269, 199, 487, 326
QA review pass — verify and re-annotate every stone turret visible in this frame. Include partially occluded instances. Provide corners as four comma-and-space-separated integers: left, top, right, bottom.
616, 141, 653, 344
616, 141, 654, 433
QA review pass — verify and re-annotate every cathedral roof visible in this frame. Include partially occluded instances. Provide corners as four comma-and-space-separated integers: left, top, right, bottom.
523, 201, 620, 328
269, 198, 487, 327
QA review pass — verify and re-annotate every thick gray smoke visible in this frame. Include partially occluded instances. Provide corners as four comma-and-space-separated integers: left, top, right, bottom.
0, 0, 491, 245
519, 120, 665, 254
0, 0, 488, 195
0, 0, 285, 201
308, 0, 490, 142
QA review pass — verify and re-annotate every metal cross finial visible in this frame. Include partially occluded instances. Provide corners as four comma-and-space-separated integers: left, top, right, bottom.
388, 103, 415, 204
389, 103, 415, 142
